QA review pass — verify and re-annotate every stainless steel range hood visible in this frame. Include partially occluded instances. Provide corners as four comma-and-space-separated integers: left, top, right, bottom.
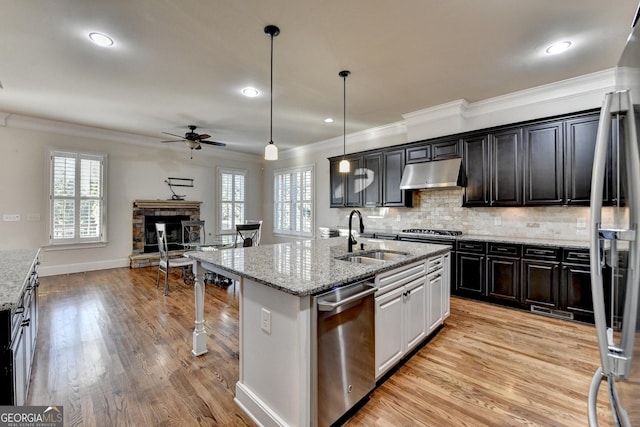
399, 158, 464, 190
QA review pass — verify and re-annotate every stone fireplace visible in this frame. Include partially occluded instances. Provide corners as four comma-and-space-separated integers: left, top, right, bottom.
130, 199, 202, 268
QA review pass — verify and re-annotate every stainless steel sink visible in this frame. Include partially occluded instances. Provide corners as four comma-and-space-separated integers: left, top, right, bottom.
335, 250, 409, 264
359, 250, 408, 261
337, 256, 385, 264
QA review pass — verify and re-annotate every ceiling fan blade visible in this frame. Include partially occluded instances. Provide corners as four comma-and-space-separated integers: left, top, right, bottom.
199, 140, 227, 147
162, 131, 186, 139
160, 139, 183, 143
197, 134, 211, 140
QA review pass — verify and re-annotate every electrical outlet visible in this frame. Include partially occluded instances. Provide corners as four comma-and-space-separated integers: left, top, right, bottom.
576, 218, 587, 229
261, 308, 271, 334
27, 214, 40, 222
3, 214, 20, 221
494, 216, 502, 226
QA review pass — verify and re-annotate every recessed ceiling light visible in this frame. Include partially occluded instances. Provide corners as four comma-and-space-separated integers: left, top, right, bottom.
545, 41, 572, 54
89, 32, 114, 47
324, 118, 334, 123
241, 87, 259, 97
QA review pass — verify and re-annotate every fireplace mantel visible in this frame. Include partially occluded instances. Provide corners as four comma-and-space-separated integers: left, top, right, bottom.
133, 199, 202, 210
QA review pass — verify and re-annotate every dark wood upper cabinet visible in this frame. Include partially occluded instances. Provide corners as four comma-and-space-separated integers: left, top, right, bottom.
523, 121, 565, 205
462, 134, 489, 207
329, 158, 345, 207
406, 144, 431, 164
329, 108, 606, 208
490, 128, 523, 206
363, 152, 383, 207
565, 113, 614, 205
345, 155, 364, 207
329, 154, 364, 208
383, 149, 412, 207
431, 138, 461, 161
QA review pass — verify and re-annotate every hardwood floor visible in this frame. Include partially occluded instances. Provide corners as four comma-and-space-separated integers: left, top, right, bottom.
29, 267, 614, 426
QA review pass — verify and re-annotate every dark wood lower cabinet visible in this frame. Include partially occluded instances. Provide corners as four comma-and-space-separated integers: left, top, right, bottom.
448, 241, 596, 324
522, 259, 560, 308
562, 263, 594, 321
456, 252, 485, 297
487, 257, 520, 303
455, 241, 487, 298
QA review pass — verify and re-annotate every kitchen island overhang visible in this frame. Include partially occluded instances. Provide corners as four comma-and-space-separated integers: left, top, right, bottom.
186, 237, 450, 427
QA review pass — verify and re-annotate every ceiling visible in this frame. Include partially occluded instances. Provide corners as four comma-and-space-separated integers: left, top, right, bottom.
1, 0, 638, 156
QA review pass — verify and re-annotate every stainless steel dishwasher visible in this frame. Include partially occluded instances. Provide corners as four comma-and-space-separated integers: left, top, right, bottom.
312, 279, 376, 427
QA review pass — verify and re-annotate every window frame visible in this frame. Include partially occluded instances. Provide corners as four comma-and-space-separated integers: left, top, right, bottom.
48, 148, 107, 246
218, 168, 247, 234
273, 164, 314, 238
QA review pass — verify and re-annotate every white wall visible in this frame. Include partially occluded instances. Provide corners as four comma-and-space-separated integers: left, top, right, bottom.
0, 116, 263, 276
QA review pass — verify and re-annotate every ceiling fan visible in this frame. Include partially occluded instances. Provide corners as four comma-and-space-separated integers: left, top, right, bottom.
161, 125, 226, 158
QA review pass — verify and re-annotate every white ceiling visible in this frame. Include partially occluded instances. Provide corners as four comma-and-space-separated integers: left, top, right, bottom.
1, 0, 638, 156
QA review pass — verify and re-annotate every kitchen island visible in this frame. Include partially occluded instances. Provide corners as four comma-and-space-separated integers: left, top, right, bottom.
187, 237, 450, 427
0, 248, 40, 405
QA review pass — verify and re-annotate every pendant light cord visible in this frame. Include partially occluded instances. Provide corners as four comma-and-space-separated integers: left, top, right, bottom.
339, 70, 350, 158
270, 33, 274, 143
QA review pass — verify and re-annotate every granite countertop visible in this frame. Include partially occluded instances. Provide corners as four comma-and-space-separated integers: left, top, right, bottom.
186, 237, 450, 297
357, 228, 590, 249
0, 248, 40, 312
456, 234, 589, 249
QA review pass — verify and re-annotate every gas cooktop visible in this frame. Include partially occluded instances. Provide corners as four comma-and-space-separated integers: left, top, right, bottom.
401, 229, 463, 236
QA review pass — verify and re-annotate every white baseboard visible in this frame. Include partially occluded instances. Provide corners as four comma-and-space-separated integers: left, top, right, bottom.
38, 258, 130, 277
234, 382, 291, 427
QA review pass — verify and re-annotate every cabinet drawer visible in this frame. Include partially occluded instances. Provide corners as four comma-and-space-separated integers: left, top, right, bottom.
523, 245, 560, 261
10, 296, 25, 345
456, 241, 486, 253
376, 261, 425, 296
487, 243, 521, 257
563, 248, 590, 265
427, 255, 444, 274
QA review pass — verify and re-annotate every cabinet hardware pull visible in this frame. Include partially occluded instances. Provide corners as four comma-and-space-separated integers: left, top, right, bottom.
21, 319, 30, 327
15, 307, 24, 314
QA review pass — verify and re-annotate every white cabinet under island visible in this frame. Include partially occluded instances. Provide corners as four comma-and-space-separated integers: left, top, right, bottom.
186, 237, 450, 427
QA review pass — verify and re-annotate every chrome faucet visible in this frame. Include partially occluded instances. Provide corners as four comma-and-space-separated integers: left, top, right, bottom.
347, 209, 364, 252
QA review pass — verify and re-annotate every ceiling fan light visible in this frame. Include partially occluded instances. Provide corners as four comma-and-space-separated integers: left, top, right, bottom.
339, 159, 350, 173
265, 141, 278, 160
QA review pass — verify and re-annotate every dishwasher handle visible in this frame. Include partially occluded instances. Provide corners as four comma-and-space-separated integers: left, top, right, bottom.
317, 283, 376, 312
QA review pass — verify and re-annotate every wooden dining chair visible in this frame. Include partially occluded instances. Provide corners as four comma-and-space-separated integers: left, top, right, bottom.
156, 223, 193, 296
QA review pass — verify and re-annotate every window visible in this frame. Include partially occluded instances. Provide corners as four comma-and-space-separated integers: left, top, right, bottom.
49, 150, 106, 245
274, 165, 313, 236
219, 169, 246, 232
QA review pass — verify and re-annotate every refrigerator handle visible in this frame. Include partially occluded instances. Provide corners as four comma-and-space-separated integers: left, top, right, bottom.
590, 92, 614, 376
620, 89, 640, 379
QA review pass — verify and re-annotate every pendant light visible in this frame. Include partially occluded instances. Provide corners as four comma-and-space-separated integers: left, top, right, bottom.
264, 25, 280, 161
338, 70, 351, 173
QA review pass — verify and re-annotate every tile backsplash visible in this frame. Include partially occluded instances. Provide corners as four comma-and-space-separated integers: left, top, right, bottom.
333, 188, 607, 242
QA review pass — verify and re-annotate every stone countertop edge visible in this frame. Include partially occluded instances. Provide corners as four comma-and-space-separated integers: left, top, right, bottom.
0, 248, 40, 312
186, 237, 450, 297
358, 229, 590, 249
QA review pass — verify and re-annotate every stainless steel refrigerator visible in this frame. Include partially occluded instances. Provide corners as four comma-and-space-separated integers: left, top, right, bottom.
589, 4, 640, 426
